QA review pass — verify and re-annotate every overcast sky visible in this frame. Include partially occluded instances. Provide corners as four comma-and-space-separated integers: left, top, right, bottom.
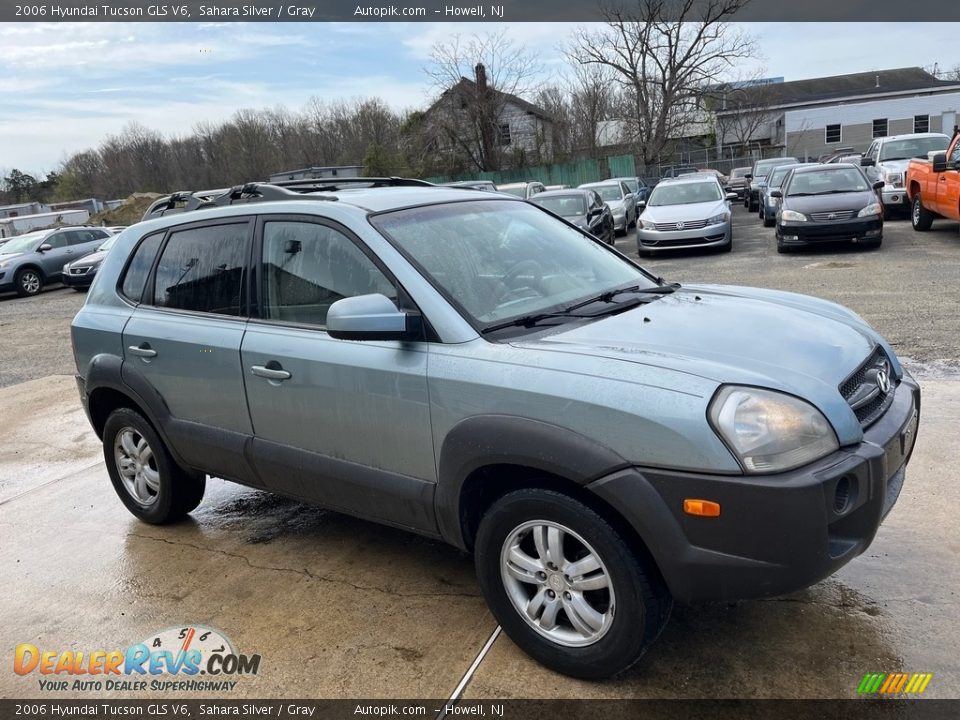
1, 21, 958, 174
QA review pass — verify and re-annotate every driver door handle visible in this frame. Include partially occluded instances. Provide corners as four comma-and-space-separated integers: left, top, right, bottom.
128, 344, 157, 358
251, 365, 291, 381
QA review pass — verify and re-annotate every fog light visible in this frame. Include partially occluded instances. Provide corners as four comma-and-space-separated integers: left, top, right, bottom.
834, 476, 857, 515
866, 229, 881, 237
782, 235, 799, 241
891, 195, 900, 203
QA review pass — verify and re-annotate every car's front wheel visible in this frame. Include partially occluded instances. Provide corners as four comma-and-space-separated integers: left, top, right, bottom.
103, 407, 205, 524
15, 268, 43, 297
475, 489, 672, 679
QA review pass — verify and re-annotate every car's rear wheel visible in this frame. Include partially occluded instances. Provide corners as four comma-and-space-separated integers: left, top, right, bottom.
475, 489, 672, 679
911, 195, 934, 231
103, 408, 205, 524
15, 268, 42, 297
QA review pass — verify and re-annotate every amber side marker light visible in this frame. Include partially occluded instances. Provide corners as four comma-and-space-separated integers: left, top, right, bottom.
684, 499, 721, 517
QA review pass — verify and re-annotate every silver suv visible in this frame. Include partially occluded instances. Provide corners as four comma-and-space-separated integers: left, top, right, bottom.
71, 179, 920, 679
0, 226, 111, 296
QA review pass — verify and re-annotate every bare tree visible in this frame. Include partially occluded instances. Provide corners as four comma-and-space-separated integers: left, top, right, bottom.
711, 74, 780, 155
568, 62, 617, 157
424, 31, 542, 172
568, 0, 756, 168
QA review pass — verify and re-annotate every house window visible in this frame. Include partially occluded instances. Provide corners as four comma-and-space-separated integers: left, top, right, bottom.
872, 118, 888, 138
914, 114, 930, 133
825, 124, 842, 144
497, 123, 511, 146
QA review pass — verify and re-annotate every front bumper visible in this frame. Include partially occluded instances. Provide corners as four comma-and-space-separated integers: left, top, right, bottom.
589, 373, 920, 603
777, 216, 883, 245
62, 268, 96, 288
881, 187, 909, 208
637, 223, 731, 252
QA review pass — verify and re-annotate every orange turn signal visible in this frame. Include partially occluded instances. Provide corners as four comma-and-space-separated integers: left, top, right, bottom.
684, 499, 721, 517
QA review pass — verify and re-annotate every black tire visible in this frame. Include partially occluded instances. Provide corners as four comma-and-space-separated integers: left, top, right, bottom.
475, 489, 672, 679
14, 267, 43, 297
911, 194, 934, 231
102, 407, 205, 524
73, 287, 89, 293
776, 237, 791, 254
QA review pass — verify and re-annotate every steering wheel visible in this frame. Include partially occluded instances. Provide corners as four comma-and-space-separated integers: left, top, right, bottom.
503, 259, 544, 290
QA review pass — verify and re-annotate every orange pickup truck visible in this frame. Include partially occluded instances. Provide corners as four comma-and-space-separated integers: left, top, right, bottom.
906, 131, 960, 231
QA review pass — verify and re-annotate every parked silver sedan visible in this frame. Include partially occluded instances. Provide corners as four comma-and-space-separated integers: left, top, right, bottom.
637, 175, 736, 254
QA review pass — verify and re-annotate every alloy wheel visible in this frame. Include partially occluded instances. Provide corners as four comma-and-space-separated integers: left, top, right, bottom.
500, 520, 615, 647
114, 427, 160, 506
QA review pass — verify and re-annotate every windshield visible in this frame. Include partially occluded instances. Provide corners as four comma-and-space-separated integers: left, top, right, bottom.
879, 136, 949, 161
753, 158, 796, 177
532, 195, 587, 217
590, 185, 624, 202
499, 186, 526, 198
0, 233, 43, 254
730, 168, 748, 178
786, 168, 870, 195
647, 181, 722, 207
621, 179, 639, 193
371, 200, 654, 326
768, 166, 795, 187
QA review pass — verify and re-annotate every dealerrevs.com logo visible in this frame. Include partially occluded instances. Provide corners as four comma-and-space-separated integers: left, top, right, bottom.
14, 625, 261, 693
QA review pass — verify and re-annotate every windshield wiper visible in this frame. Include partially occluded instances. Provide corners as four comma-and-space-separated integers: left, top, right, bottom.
480, 284, 678, 335
811, 189, 859, 195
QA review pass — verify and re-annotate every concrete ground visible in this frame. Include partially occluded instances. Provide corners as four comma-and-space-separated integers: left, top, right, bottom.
1, 208, 959, 699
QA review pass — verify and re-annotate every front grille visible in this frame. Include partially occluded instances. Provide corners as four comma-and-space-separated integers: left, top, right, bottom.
69, 267, 91, 276
840, 347, 897, 427
654, 219, 708, 231
810, 210, 856, 221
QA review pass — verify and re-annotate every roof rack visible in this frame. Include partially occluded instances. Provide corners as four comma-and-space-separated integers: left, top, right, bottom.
141, 177, 436, 221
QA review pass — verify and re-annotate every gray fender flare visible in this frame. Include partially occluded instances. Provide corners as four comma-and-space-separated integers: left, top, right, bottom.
434, 414, 629, 549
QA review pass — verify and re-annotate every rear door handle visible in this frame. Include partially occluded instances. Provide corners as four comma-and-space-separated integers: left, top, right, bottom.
251, 364, 291, 381
128, 344, 157, 358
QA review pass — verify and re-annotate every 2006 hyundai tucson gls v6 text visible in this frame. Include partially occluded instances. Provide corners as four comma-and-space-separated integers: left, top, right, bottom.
71, 179, 920, 680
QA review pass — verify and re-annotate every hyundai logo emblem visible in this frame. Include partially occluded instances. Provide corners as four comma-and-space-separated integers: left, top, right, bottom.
676, 221, 685, 230
876, 368, 891, 394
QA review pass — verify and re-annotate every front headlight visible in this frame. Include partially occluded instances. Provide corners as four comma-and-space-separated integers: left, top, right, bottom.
884, 171, 903, 187
640, 219, 657, 230
709, 386, 839, 473
706, 211, 730, 225
858, 203, 882, 217
780, 209, 807, 222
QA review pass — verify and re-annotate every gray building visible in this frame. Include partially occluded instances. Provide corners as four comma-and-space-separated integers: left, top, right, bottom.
0, 201, 48, 219
714, 68, 960, 161
424, 65, 554, 172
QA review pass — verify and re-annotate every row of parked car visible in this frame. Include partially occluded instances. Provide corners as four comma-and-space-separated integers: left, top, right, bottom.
0, 224, 126, 297
727, 131, 957, 253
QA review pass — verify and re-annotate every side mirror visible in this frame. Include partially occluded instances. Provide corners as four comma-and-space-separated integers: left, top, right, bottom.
860, 157, 876, 167
745, 173, 753, 180
725, 192, 738, 201
872, 180, 885, 190
327, 294, 422, 341
38, 243, 52, 253
770, 189, 783, 199
636, 200, 646, 208
932, 152, 948, 174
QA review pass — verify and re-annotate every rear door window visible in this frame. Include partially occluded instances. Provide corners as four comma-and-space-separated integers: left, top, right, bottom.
152, 222, 249, 316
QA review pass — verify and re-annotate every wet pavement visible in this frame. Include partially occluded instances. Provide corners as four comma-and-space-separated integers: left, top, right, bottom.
1, 374, 958, 699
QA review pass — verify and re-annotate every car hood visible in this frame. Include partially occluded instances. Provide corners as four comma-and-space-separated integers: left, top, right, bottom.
606, 199, 625, 211
0, 251, 25, 261
783, 190, 877, 214
511, 284, 898, 445
67, 249, 107, 268
641, 201, 727, 223
877, 158, 910, 174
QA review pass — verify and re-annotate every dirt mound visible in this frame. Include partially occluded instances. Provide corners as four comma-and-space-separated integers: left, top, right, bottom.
89, 192, 162, 227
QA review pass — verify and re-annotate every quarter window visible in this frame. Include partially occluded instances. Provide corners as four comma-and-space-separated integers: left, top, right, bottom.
825, 124, 842, 144
872, 119, 888, 138
152, 223, 248, 316
914, 115, 930, 133
260, 221, 396, 328
120, 232, 164, 303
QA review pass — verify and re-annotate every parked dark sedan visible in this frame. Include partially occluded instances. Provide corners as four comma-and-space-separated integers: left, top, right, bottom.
771, 164, 884, 254
61, 231, 120, 290
531, 189, 616, 244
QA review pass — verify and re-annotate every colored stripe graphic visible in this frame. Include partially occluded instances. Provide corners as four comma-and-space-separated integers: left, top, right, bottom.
858, 672, 932, 695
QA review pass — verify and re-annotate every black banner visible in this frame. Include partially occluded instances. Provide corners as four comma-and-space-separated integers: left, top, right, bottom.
2, 700, 960, 720
3, 0, 960, 22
